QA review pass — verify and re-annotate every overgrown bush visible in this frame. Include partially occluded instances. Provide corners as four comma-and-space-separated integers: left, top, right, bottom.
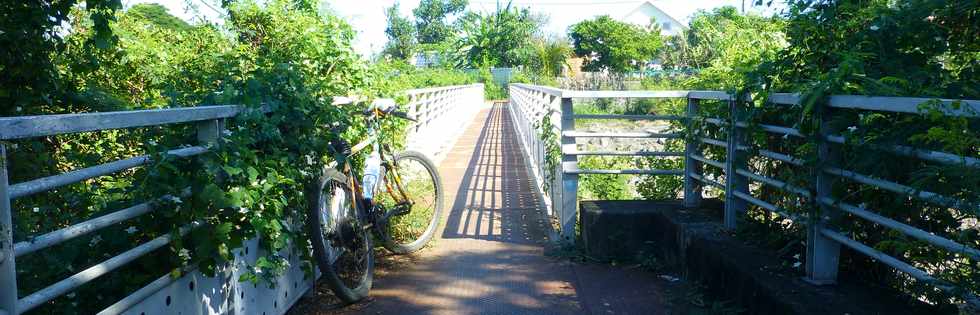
577, 156, 634, 200
6, 1, 408, 313
372, 59, 478, 91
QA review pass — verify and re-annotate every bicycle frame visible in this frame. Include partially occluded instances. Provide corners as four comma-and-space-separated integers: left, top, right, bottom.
334, 114, 414, 220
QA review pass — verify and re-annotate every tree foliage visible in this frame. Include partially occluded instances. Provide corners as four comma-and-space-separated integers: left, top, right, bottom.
125, 3, 193, 32
529, 37, 572, 77
455, 1, 537, 68
413, 0, 468, 45
1, 0, 121, 116
655, 1, 980, 308
568, 15, 662, 72
738, 1, 980, 307
383, 4, 417, 59
660, 6, 784, 75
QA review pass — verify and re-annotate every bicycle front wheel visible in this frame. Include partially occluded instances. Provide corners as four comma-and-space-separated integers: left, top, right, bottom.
306, 169, 373, 303
378, 151, 444, 254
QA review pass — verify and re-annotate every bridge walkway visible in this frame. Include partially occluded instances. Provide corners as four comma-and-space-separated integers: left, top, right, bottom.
292, 104, 667, 315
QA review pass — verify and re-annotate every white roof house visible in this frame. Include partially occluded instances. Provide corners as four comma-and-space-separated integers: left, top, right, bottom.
619, 1, 688, 36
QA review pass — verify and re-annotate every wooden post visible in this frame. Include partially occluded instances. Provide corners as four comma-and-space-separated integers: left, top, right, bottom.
724, 99, 749, 229
0, 144, 18, 315
684, 98, 703, 208
558, 97, 578, 242
806, 105, 841, 285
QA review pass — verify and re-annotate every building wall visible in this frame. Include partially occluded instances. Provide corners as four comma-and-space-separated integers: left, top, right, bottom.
621, 4, 685, 36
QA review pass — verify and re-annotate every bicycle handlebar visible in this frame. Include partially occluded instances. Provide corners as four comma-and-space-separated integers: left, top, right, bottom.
391, 110, 417, 122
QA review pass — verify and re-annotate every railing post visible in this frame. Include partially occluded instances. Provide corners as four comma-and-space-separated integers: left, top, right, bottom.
806, 105, 841, 285
197, 118, 223, 145
0, 144, 18, 315
684, 97, 703, 208
724, 98, 748, 229
408, 94, 419, 134
558, 97, 577, 242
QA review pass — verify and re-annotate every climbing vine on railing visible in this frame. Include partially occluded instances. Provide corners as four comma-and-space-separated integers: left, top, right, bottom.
536, 109, 561, 193
713, 1, 980, 309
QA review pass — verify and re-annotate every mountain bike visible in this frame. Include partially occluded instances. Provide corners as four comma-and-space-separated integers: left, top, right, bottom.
305, 98, 445, 303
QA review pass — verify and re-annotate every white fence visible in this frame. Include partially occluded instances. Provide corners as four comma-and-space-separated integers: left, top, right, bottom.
405, 84, 485, 164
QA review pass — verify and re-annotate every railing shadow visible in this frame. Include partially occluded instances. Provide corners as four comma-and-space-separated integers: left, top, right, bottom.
441, 104, 548, 245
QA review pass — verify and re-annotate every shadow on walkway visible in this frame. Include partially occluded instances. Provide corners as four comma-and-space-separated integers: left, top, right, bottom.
441, 103, 550, 245
290, 104, 667, 315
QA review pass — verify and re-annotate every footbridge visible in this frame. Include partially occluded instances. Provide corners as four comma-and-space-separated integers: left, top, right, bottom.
1, 83, 978, 314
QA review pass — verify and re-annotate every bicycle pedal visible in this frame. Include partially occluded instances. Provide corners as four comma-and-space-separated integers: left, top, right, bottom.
383, 204, 411, 220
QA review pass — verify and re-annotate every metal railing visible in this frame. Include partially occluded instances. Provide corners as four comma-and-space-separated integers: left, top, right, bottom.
508, 83, 980, 305
0, 106, 241, 315
0, 84, 485, 315
404, 84, 485, 164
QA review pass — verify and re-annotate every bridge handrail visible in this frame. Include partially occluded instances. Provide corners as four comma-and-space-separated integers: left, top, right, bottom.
0, 105, 235, 314
0, 83, 485, 315
508, 83, 980, 307
404, 83, 485, 164
0, 105, 243, 140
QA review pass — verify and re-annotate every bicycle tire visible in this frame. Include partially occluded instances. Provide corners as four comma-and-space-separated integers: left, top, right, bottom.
305, 168, 374, 303
378, 151, 445, 254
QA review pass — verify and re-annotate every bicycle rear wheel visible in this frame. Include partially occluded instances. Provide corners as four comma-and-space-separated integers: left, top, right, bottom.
306, 169, 373, 303
377, 151, 444, 254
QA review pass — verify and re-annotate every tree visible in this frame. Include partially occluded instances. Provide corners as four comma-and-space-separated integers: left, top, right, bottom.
455, 2, 537, 68
568, 16, 662, 72
413, 0, 468, 45
126, 3, 193, 31
531, 37, 572, 77
657, 6, 785, 89
382, 4, 417, 60
1, 0, 120, 115
660, 6, 784, 71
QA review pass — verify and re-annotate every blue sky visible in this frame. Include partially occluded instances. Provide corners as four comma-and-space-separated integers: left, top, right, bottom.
125, 0, 786, 56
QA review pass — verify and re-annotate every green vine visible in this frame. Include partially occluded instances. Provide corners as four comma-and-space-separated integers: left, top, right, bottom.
536, 109, 561, 192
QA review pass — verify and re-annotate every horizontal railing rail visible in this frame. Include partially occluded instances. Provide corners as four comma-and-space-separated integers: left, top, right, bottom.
508, 84, 689, 241
508, 83, 980, 307
0, 83, 485, 315
404, 84, 485, 164
0, 106, 243, 140
0, 105, 235, 315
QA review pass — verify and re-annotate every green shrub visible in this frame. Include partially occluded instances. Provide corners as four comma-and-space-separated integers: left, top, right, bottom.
577, 156, 634, 200
8, 1, 394, 313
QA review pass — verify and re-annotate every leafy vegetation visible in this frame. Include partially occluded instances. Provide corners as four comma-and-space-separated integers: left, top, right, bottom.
645, 1, 980, 309
413, 0, 468, 45
1, 0, 120, 116
529, 36, 573, 78
125, 3, 193, 32
382, 0, 468, 67
455, 1, 539, 69
569, 15, 662, 72
383, 4, 417, 60
733, 1, 979, 309
4, 1, 405, 313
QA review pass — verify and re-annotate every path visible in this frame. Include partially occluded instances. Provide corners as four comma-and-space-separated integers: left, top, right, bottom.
292, 104, 667, 315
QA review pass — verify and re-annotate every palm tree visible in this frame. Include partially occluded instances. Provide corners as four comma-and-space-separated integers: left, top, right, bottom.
534, 38, 571, 77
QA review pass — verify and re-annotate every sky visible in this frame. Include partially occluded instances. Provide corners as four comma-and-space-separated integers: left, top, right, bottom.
125, 0, 786, 57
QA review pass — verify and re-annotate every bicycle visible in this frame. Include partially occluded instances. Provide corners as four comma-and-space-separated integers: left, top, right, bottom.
305, 98, 445, 303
